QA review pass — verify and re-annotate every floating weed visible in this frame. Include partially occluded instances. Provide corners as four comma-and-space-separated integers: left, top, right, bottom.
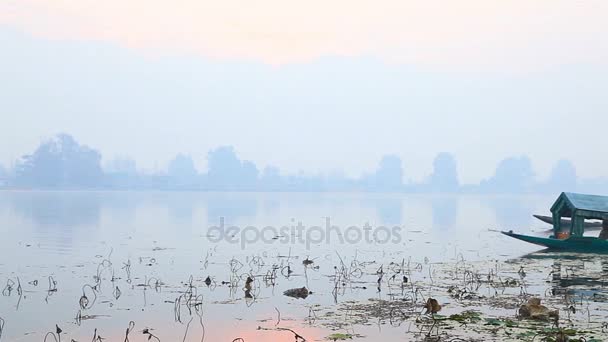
2, 247, 608, 341
484, 317, 519, 328
447, 310, 483, 324
325, 332, 361, 340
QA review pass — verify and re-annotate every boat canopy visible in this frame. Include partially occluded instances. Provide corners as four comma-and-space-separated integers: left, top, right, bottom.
550, 192, 608, 236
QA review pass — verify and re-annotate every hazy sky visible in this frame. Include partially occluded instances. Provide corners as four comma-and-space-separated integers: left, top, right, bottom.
1, 0, 607, 183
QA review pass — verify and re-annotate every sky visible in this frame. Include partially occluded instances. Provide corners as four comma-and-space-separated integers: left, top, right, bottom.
1, 0, 608, 183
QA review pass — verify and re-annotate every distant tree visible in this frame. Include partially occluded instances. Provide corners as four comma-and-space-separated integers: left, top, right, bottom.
14, 134, 103, 188
260, 166, 283, 190
373, 154, 403, 191
105, 157, 137, 175
206, 146, 259, 190
167, 154, 198, 189
168, 154, 197, 179
284, 171, 327, 191
326, 170, 354, 191
104, 157, 140, 189
206, 146, 241, 189
547, 159, 577, 192
241, 160, 259, 190
0, 163, 6, 187
429, 152, 459, 192
480, 156, 534, 193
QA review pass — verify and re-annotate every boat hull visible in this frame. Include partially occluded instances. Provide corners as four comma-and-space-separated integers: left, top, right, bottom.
502, 231, 608, 253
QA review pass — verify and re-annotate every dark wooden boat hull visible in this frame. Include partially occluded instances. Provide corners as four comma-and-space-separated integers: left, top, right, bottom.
502, 231, 608, 253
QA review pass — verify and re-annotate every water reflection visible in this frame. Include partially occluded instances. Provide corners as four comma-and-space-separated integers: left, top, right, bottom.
206, 193, 258, 224
166, 193, 198, 223
551, 260, 608, 297
486, 196, 533, 229
2, 191, 601, 342
101, 191, 140, 223
373, 198, 403, 225
261, 196, 280, 215
431, 196, 458, 229
523, 251, 608, 297
0, 191, 551, 262
8, 191, 101, 228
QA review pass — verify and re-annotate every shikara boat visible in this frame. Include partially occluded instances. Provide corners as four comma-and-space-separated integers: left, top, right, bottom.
503, 192, 608, 252
502, 231, 608, 252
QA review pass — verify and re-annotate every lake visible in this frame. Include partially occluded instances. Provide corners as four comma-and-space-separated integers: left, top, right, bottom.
0, 191, 606, 341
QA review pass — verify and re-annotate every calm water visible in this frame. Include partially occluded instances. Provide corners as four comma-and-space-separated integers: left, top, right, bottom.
0, 191, 575, 341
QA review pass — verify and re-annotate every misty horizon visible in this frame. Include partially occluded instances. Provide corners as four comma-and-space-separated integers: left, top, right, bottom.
0, 132, 602, 194
2, 27, 608, 185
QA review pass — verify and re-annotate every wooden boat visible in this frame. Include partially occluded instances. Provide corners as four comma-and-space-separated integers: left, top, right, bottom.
502, 230, 608, 253
503, 192, 608, 252
533, 214, 602, 229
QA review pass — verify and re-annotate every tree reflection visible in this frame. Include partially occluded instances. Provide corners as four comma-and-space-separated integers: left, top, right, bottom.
431, 196, 458, 229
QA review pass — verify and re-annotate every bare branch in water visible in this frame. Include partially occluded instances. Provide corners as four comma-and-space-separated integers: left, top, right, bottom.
257, 326, 306, 342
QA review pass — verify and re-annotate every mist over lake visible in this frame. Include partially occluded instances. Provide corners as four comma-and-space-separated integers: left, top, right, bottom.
2, 1, 608, 340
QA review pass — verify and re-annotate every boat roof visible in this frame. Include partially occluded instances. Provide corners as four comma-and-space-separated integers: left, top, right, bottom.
551, 192, 608, 215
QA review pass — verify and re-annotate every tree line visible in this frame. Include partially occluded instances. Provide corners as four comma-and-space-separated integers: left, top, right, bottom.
0, 133, 601, 193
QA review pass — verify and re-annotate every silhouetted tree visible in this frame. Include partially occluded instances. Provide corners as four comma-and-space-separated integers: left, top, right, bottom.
104, 157, 140, 189
285, 171, 327, 191
241, 161, 259, 189
260, 166, 283, 190
547, 159, 577, 192
167, 154, 199, 189
0, 163, 7, 187
370, 154, 403, 191
206, 146, 259, 190
429, 152, 459, 192
480, 156, 534, 193
14, 134, 103, 188
105, 157, 137, 175
326, 170, 356, 191
206, 146, 240, 188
